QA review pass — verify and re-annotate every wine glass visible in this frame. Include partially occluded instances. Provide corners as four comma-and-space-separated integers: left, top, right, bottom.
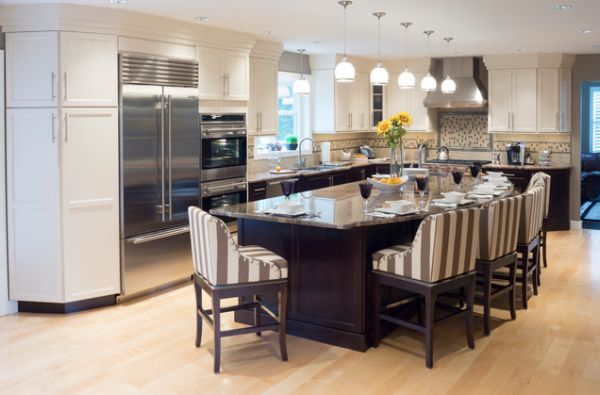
451, 169, 464, 191
469, 164, 481, 186
359, 182, 373, 213
415, 175, 429, 211
280, 180, 295, 199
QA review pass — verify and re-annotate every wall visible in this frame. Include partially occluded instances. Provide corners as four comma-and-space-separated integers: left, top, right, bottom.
570, 54, 600, 221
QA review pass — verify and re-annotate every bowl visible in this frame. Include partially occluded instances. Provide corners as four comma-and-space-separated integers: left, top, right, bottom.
385, 200, 414, 213
367, 176, 408, 193
276, 200, 303, 213
487, 176, 509, 186
285, 143, 298, 151
340, 150, 352, 161
474, 184, 497, 193
442, 191, 466, 204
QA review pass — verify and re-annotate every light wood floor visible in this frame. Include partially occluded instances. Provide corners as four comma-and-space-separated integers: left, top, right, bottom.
1, 229, 600, 395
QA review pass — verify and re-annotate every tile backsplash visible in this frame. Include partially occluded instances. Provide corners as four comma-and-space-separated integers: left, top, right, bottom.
439, 112, 490, 149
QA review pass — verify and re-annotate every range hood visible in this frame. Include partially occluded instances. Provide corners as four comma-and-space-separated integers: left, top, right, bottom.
424, 57, 488, 109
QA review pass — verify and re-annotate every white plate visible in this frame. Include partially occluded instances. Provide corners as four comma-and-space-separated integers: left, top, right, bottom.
265, 208, 308, 217
375, 207, 417, 216
432, 198, 475, 206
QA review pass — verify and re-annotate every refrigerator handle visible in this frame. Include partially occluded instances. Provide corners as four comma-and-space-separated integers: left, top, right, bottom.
160, 94, 166, 223
167, 94, 173, 221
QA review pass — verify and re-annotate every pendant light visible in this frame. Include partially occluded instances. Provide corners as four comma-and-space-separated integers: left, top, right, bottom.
370, 12, 389, 86
420, 30, 437, 92
397, 22, 415, 89
441, 37, 457, 94
292, 49, 310, 94
334, 0, 355, 83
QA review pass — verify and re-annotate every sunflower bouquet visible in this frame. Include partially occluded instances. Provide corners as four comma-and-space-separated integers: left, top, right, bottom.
376, 111, 412, 148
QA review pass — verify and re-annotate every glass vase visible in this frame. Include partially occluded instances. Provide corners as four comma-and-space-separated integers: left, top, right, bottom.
389, 143, 404, 177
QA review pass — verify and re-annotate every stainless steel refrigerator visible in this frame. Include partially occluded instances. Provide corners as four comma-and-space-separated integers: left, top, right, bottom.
119, 54, 199, 299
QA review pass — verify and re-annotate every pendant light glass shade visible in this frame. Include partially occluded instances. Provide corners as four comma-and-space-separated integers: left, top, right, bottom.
441, 75, 457, 94
420, 72, 437, 92
335, 56, 356, 82
293, 77, 310, 94
398, 68, 416, 89
293, 49, 310, 94
335, 1, 355, 83
370, 63, 389, 85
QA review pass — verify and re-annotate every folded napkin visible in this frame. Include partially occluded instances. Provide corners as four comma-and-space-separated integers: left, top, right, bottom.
430, 199, 458, 208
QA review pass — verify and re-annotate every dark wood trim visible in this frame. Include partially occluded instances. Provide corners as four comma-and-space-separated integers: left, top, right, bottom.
18, 294, 117, 314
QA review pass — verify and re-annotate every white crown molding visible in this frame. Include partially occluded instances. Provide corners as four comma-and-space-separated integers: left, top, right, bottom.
484, 53, 576, 70
309, 53, 432, 73
0, 3, 258, 53
250, 40, 284, 61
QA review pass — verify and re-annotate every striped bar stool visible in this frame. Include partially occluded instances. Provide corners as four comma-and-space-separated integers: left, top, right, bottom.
475, 195, 523, 335
515, 185, 545, 309
528, 172, 551, 270
371, 207, 480, 368
188, 207, 288, 373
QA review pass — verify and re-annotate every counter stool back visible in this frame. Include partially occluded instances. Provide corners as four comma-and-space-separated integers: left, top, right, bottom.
371, 207, 480, 368
528, 172, 551, 269
189, 207, 289, 373
476, 195, 523, 335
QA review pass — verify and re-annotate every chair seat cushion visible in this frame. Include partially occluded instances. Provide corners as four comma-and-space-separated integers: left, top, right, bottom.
372, 243, 413, 275
238, 245, 288, 282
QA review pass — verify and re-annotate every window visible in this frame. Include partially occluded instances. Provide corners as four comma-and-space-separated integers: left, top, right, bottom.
591, 87, 600, 153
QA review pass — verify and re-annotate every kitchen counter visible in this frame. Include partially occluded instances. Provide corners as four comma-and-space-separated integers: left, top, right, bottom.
214, 176, 512, 352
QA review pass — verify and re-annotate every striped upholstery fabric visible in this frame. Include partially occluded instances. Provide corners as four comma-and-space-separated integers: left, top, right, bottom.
527, 172, 551, 217
372, 207, 481, 283
188, 207, 288, 286
517, 186, 545, 244
477, 196, 523, 261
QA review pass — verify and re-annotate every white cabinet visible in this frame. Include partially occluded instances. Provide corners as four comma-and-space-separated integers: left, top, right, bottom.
488, 68, 537, 132
62, 108, 120, 302
6, 32, 58, 108
6, 31, 117, 109
537, 68, 572, 133
386, 72, 432, 132
334, 81, 351, 131
197, 47, 249, 101
248, 58, 278, 134
349, 72, 369, 131
60, 32, 118, 107
559, 69, 571, 133
7, 109, 62, 302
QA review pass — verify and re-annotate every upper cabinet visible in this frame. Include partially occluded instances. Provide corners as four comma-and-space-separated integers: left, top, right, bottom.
197, 47, 249, 101
484, 54, 574, 133
248, 58, 278, 135
387, 71, 433, 132
6, 31, 118, 108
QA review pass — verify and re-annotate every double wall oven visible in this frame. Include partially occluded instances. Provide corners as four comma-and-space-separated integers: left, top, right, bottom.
199, 114, 248, 219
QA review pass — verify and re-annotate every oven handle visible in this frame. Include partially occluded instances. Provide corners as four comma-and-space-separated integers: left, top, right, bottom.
202, 131, 247, 139
203, 182, 247, 196
127, 226, 190, 245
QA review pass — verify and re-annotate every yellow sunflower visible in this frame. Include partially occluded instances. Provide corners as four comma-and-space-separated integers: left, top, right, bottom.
376, 119, 391, 135
395, 111, 412, 126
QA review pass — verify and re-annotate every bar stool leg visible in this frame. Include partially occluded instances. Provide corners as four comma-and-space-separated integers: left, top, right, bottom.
520, 249, 528, 310
483, 265, 492, 336
372, 275, 381, 347
278, 285, 288, 362
194, 277, 203, 348
509, 255, 517, 320
465, 275, 475, 349
212, 295, 221, 373
542, 229, 548, 268
425, 291, 436, 369
254, 295, 262, 336
532, 247, 539, 296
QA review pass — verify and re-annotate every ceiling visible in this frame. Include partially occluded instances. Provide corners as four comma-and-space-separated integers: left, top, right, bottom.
1, 0, 600, 58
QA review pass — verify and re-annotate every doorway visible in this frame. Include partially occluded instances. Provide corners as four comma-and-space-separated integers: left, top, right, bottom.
580, 82, 600, 229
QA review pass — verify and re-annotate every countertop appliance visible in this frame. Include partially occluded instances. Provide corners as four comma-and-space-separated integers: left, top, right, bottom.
506, 143, 526, 165
539, 149, 552, 166
200, 177, 247, 220
200, 113, 247, 181
359, 145, 376, 159
119, 54, 200, 299
437, 146, 450, 160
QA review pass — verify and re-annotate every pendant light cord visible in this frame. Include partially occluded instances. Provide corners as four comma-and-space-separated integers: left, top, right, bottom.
401, 22, 412, 69
377, 16, 381, 63
343, 4, 347, 56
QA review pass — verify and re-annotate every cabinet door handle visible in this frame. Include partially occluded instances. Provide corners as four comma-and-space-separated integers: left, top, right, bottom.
226, 73, 230, 96
256, 112, 260, 132
561, 114, 565, 131
329, 176, 334, 187
63, 72, 68, 101
507, 113, 511, 129
362, 113, 365, 128
64, 114, 68, 143
51, 72, 56, 100
222, 74, 227, 96
51, 113, 56, 143
260, 112, 263, 131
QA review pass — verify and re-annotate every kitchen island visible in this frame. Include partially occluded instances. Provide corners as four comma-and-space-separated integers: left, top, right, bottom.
212, 177, 512, 351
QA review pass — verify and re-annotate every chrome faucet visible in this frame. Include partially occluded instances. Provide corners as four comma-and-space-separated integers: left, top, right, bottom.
296, 138, 317, 169
417, 143, 429, 168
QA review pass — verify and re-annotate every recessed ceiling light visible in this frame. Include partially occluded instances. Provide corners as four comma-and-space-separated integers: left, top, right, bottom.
517, 48, 527, 52
194, 16, 211, 22
313, 40, 323, 45
577, 29, 592, 34
264, 30, 274, 35
109, 0, 127, 3
594, 44, 600, 48
554, 4, 572, 11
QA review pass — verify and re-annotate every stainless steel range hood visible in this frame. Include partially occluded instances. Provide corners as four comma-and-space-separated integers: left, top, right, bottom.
424, 57, 488, 109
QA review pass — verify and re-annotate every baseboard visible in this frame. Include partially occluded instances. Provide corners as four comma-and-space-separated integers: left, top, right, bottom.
18, 294, 117, 314
570, 220, 583, 230
0, 301, 18, 317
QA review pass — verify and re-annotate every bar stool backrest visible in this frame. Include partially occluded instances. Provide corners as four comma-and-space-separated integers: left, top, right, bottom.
478, 195, 523, 261
188, 206, 240, 286
399, 207, 480, 283
518, 186, 545, 244
527, 172, 551, 218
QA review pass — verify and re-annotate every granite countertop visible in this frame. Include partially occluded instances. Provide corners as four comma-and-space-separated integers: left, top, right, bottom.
212, 176, 513, 230
247, 159, 390, 183
482, 164, 572, 171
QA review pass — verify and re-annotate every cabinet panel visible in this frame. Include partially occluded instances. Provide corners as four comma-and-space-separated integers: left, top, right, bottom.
249, 59, 277, 134
224, 52, 249, 101
386, 74, 408, 118
62, 108, 120, 302
7, 109, 61, 302
512, 68, 537, 132
407, 72, 430, 132
537, 68, 560, 133
197, 47, 224, 100
559, 69, 571, 133
6, 32, 58, 108
60, 32, 118, 107
335, 82, 350, 131
488, 69, 512, 131
350, 73, 369, 131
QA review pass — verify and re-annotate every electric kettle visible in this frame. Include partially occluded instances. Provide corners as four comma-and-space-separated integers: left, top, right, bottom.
437, 146, 450, 160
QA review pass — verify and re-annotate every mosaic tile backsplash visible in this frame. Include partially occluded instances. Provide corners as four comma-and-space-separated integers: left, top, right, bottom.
439, 113, 490, 149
